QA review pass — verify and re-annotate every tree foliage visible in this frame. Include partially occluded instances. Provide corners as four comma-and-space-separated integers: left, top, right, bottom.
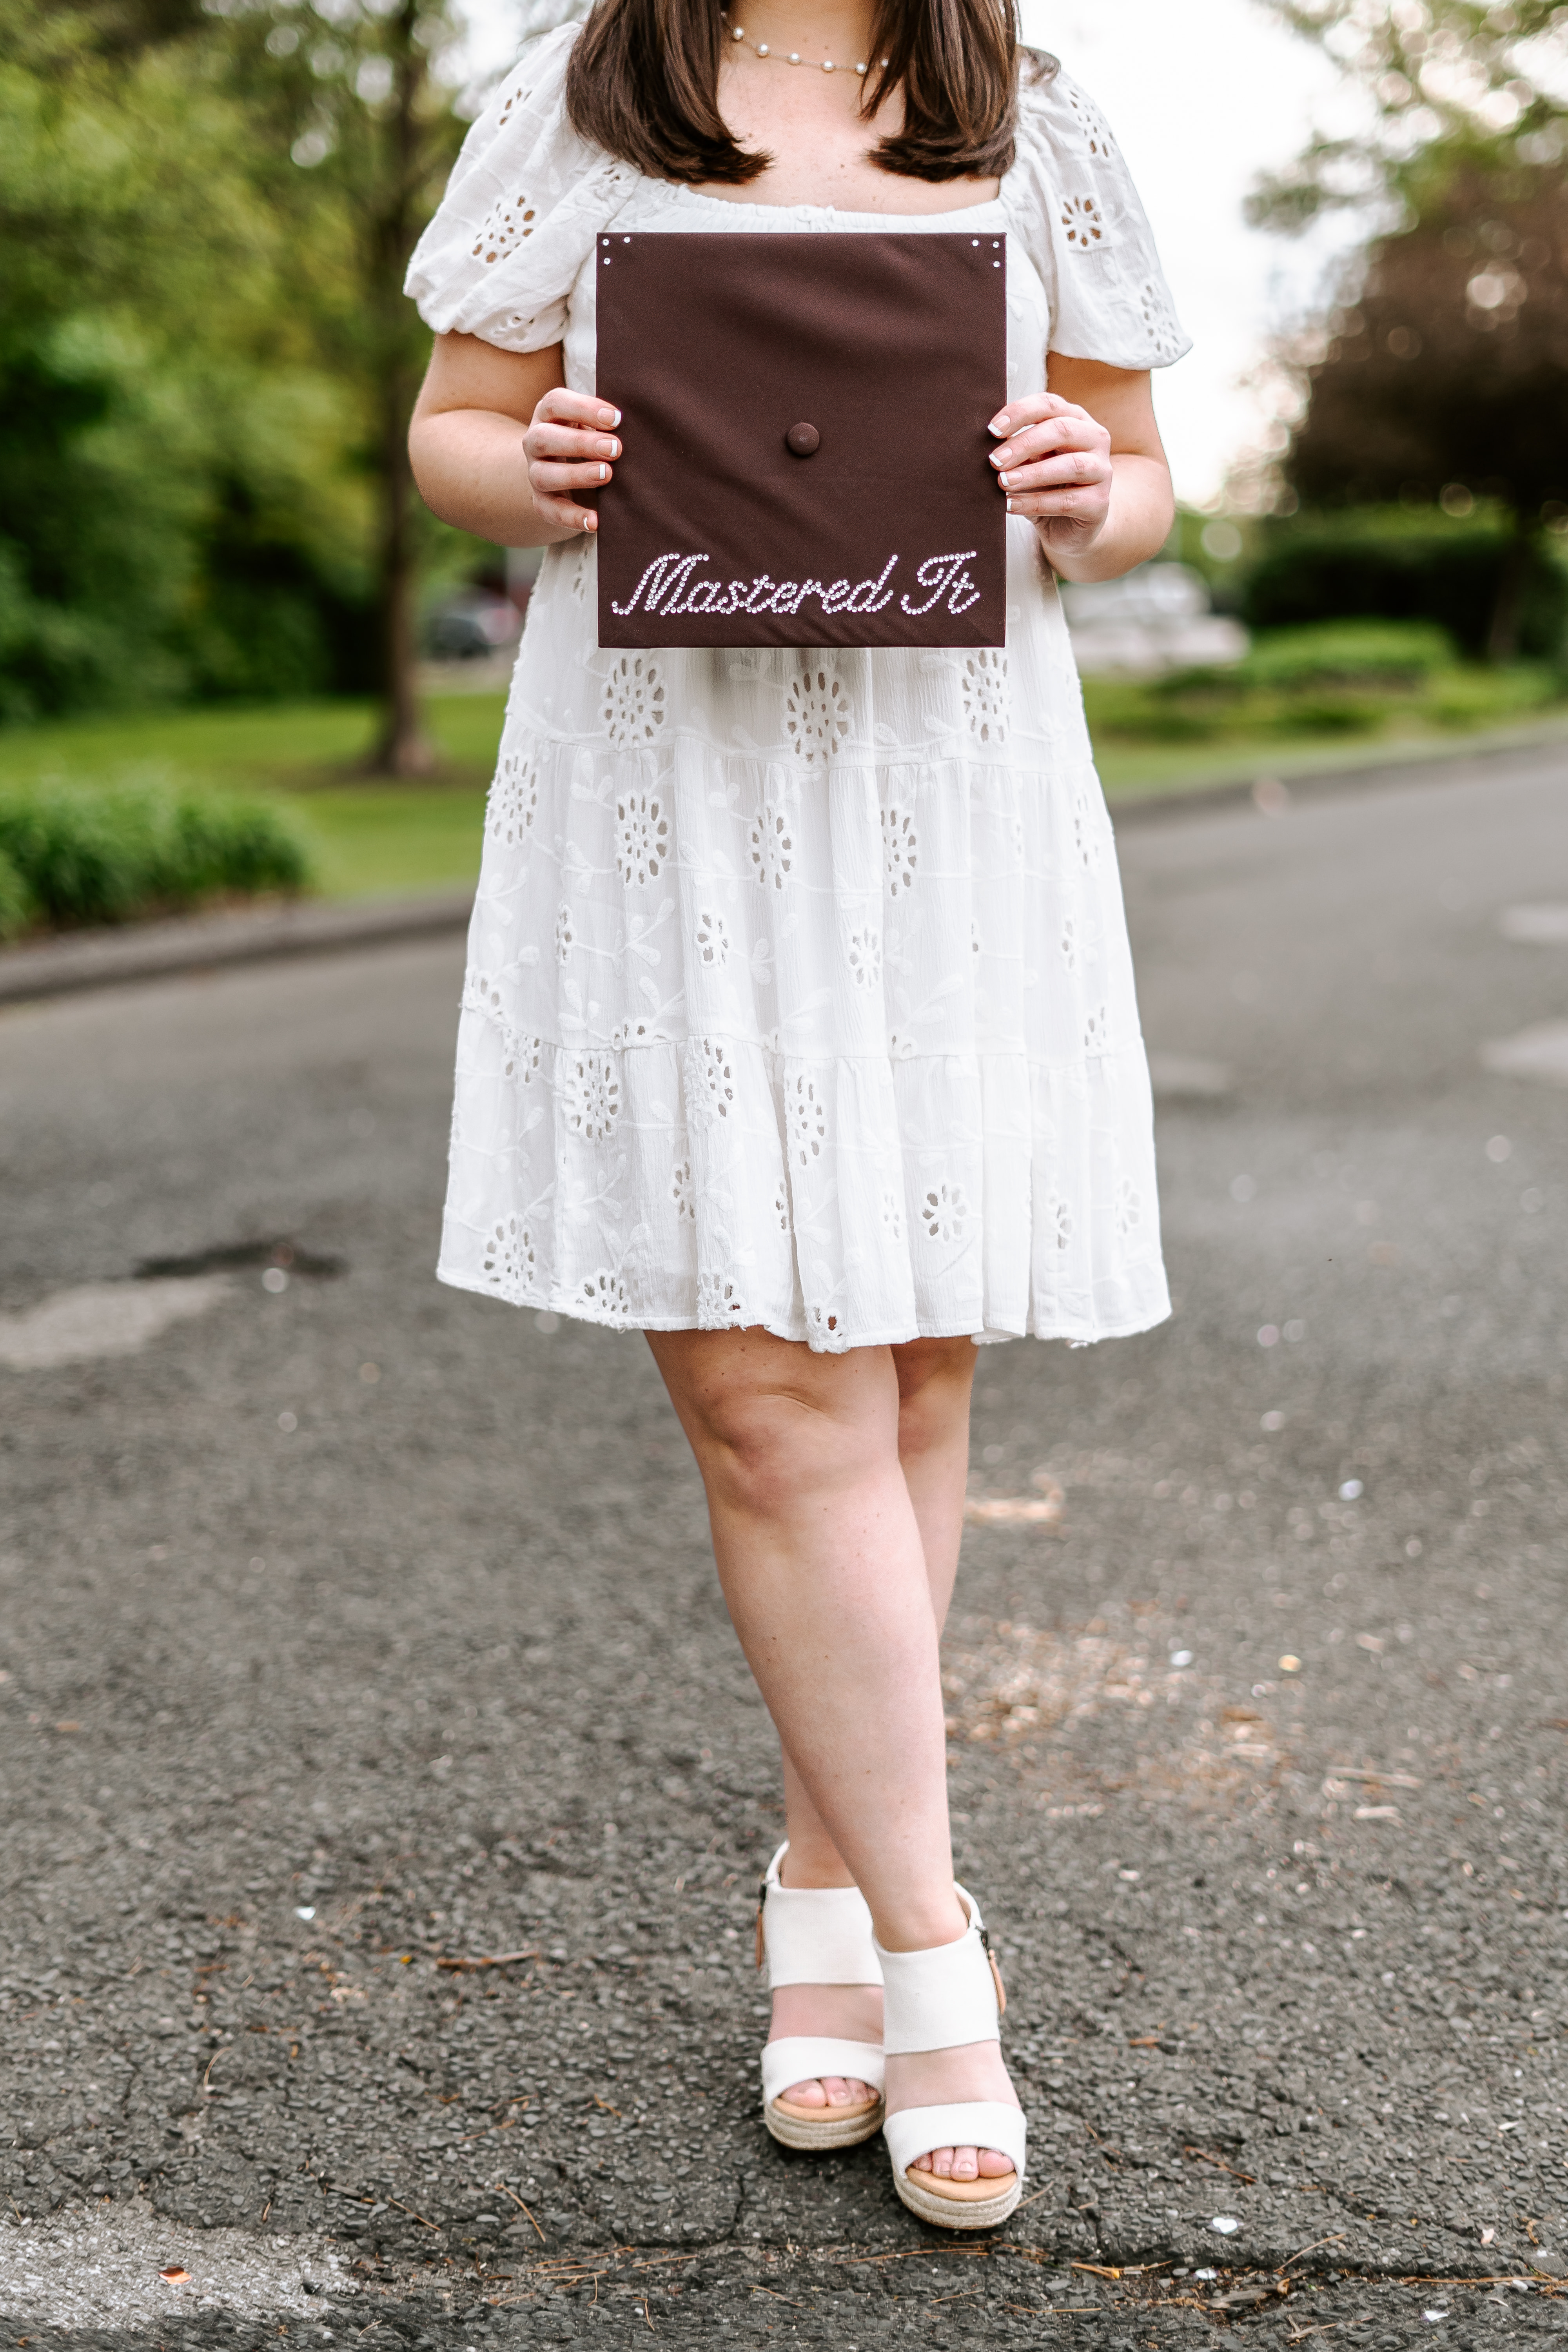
1250, 0, 1568, 230
1286, 166, 1568, 517
0, 0, 475, 756
1247, 3, 1568, 656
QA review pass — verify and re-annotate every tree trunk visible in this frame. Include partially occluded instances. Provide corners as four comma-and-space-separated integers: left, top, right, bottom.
365, 0, 436, 778
369, 358, 434, 777
1485, 522, 1532, 667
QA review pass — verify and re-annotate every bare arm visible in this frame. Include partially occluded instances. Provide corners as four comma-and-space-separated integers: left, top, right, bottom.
407, 332, 622, 547
987, 357, 1174, 584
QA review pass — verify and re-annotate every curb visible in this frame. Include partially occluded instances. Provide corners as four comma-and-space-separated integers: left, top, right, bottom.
1107, 724, 1568, 827
0, 889, 474, 1009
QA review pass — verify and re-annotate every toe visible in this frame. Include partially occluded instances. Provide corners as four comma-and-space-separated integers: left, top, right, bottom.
949, 2145, 979, 2181
977, 2147, 1015, 2177
924, 2146, 956, 2177
820, 2076, 852, 2106
782, 2079, 827, 2109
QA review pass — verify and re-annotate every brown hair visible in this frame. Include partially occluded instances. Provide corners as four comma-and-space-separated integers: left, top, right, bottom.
565, 0, 1024, 187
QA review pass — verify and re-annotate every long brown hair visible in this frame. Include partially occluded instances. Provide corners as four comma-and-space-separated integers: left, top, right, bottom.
565, 0, 1023, 186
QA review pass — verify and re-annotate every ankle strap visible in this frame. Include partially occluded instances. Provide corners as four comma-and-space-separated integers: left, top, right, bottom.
873, 1885, 1001, 2056
757, 1842, 882, 1988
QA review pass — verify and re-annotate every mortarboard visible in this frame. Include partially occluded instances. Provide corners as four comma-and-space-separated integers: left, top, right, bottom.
593, 230, 1007, 650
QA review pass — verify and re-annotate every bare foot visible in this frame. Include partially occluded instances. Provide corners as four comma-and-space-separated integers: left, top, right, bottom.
768, 1979, 884, 2111
884, 2037, 1021, 2181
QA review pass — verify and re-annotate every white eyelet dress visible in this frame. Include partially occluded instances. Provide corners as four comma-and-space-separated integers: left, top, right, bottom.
406, 28, 1190, 1353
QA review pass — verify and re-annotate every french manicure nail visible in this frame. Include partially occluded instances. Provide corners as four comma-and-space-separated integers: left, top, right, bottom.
987, 415, 1008, 434
1005, 497, 1016, 512
600, 463, 610, 481
604, 407, 621, 427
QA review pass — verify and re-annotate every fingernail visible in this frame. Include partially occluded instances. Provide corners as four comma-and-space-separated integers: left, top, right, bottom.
987, 414, 1008, 434
599, 463, 610, 481
603, 406, 621, 427
1005, 498, 1016, 513
998, 470, 1013, 489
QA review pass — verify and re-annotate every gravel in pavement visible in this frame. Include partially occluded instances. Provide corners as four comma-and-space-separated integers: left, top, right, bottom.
1, 748, 1566, 2348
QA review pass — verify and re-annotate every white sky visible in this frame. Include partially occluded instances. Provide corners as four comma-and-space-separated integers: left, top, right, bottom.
456, 0, 1360, 505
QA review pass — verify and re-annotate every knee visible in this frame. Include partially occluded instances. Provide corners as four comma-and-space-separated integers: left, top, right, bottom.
701, 1383, 860, 1515
692, 1380, 884, 1519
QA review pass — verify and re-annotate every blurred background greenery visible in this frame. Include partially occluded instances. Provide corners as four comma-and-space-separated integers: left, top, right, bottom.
0, 0, 1564, 934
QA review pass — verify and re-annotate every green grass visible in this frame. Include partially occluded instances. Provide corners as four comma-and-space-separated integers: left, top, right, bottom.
1, 632, 1564, 914
1083, 621, 1568, 801
0, 694, 500, 901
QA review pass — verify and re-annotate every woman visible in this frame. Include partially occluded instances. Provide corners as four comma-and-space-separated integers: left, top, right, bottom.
406, 0, 1184, 2231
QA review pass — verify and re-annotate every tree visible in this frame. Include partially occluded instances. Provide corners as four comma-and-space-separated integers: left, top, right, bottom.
1279, 162, 1568, 655
208, 0, 468, 774
0, 0, 476, 757
1247, 3, 1568, 658
1251, 1, 1568, 230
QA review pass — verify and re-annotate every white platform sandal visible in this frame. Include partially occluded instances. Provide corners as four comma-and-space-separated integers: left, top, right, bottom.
876, 1884, 1027, 2231
757, 1841, 885, 2152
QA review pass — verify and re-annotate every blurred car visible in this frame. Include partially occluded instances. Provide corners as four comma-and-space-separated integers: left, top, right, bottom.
424, 590, 523, 661
1059, 561, 1249, 677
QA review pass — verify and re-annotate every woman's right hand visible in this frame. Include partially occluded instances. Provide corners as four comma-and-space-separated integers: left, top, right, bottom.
524, 387, 622, 535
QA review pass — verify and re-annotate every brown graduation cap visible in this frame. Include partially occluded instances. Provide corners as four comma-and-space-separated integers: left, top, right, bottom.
593, 231, 1008, 651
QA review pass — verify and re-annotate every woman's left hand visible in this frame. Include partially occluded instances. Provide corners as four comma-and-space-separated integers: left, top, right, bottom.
987, 393, 1113, 563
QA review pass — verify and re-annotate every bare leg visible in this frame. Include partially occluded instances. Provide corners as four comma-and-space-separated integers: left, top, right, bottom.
647, 1326, 1016, 2180
769, 1336, 977, 2116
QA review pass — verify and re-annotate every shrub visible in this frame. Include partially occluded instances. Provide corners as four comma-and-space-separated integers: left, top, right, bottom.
0, 780, 312, 931
1234, 619, 1454, 690
1241, 513, 1568, 662
0, 844, 29, 939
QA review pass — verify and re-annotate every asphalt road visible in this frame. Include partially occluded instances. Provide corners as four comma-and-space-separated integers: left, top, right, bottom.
2, 747, 1566, 2352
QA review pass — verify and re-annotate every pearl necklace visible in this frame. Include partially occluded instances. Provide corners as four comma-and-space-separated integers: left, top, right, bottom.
722, 16, 886, 74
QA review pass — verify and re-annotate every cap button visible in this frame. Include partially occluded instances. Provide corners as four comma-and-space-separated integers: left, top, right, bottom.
785, 422, 820, 457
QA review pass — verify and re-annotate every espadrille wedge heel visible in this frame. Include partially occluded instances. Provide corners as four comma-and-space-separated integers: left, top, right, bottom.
876, 1885, 1026, 2231
757, 1842, 885, 2152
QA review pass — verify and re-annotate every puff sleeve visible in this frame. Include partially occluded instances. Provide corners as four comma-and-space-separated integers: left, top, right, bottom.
404, 21, 633, 352
1004, 54, 1191, 371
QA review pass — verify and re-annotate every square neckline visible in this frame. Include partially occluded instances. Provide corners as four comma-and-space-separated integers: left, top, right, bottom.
661, 182, 1010, 227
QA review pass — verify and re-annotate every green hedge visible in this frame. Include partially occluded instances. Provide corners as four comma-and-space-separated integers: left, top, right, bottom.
0, 779, 312, 937
1238, 514, 1568, 662
1082, 616, 1563, 747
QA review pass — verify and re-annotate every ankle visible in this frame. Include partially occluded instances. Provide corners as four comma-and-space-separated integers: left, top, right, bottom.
779, 1838, 858, 1891
872, 1890, 969, 1954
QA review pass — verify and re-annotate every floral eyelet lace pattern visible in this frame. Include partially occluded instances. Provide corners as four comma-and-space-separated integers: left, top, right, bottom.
1137, 277, 1188, 367
615, 789, 668, 885
785, 662, 852, 762
962, 650, 1010, 744
472, 191, 537, 263
1065, 81, 1118, 161
748, 801, 796, 891
603, 655, 666, 748
486, 751, 538, 847
1059, 192, 1106, 250
881, 804, 918, 898
413, 22, 1177, 1352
